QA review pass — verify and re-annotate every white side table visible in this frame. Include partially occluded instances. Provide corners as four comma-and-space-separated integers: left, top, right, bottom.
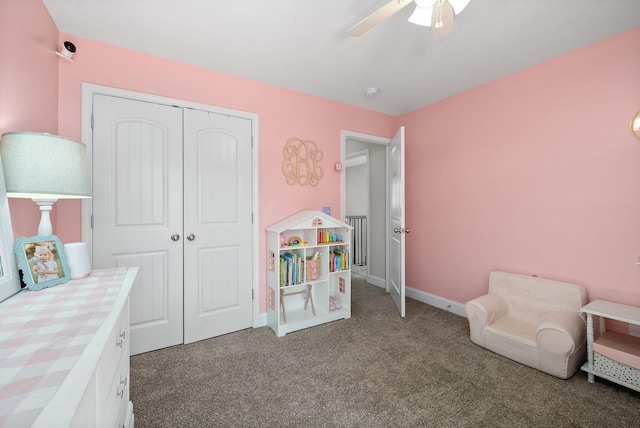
580, 299, 640, 392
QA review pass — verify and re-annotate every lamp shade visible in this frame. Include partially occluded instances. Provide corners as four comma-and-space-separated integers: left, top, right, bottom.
0, 132, 92, 199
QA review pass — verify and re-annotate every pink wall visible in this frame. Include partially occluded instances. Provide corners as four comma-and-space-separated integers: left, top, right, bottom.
0, 0, 60, 239
4, 0, 640, 314
55, 36, 396, 311
401, 27, 640, 307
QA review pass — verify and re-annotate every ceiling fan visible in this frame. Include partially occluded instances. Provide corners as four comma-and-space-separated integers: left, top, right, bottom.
348, 0, 471, 38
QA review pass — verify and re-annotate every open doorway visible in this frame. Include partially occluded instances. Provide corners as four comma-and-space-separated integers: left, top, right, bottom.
344, 150, 368, 280
341, 131, 390, 289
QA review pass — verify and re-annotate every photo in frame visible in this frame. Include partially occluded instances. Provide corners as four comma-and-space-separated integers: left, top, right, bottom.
15, 235, 70, 291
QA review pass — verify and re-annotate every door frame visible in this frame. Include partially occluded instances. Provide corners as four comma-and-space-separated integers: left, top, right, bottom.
344, 149, 370, 279
340, 130, 390, 290
81, 83, 261, 328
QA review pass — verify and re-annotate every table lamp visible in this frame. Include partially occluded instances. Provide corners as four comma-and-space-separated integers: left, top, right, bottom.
0, 132, 92, 236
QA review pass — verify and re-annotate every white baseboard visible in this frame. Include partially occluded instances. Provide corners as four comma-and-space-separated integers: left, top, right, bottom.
406, 285, 466, 318
365, 274, 385, 288
257, 312, 267, 327
256, 280, 466, 328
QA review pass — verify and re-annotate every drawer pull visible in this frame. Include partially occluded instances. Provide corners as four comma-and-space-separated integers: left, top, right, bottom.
116, 376, 127, 398
116, 329, 127, 348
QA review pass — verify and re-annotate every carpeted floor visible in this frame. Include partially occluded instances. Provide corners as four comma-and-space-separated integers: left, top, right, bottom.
130, 278, 640, 427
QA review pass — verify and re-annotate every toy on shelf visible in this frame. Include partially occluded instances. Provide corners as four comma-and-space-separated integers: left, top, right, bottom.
307, 252, 320, 280
317, 230, 343, 244
288, 236, 308, 246
280, 284, 316, 323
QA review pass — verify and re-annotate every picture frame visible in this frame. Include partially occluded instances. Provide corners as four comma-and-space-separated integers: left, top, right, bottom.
15, 235, 70, 291
0, 157, 20, 302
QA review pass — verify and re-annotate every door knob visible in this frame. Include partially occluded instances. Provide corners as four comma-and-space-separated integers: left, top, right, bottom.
394, 228, 401, 233
393, 228, 410, 234
171, 234, 180, 241
187, 233, 195, 241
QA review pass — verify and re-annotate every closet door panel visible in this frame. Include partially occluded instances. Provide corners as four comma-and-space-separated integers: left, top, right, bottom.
198, 246, 240, 311
183, 108, 253, 344
113, 123, 166, 226
198, 130, 239, 223
92, 94, 184, 355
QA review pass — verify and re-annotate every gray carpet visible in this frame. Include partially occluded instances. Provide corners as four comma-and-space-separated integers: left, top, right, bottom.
131, 278, 640, 427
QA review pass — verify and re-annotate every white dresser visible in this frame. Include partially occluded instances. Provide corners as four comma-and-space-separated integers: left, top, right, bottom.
0, 267, 138, 428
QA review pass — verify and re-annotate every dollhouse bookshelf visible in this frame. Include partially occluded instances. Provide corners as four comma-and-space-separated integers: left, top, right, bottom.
266, 211, 352, 337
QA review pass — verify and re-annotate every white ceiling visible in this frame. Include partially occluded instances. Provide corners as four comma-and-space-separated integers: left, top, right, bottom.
42, 0, 640, 116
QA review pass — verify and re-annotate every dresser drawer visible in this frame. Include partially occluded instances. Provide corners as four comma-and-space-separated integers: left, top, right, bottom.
96, 297, 130, 427
99, 348, 130, 427
97, 301, 129, 384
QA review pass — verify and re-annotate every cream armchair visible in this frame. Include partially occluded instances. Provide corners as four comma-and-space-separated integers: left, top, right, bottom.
465, 271, 588, 379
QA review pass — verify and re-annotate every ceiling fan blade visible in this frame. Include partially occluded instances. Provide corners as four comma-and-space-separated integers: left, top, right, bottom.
431, 0, 455, 38
348, 0, 414, 37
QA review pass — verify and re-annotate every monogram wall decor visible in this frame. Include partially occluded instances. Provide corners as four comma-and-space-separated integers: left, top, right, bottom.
282, 138, 323, 186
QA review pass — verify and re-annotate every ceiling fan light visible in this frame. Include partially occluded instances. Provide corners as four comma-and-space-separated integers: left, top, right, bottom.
408, 4, 435, 27
432, 0, 455, 37
415, 0, 437, 6
448, 0, 471, 15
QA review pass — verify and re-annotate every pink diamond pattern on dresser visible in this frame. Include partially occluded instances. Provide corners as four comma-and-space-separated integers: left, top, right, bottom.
0, 268, 128, 427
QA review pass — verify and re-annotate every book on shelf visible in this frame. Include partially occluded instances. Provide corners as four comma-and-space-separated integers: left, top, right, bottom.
329, 248, 350, 272
280, 252, 305, 287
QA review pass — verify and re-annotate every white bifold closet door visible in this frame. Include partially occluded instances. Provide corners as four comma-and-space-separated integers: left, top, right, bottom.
92, 94, 253, 355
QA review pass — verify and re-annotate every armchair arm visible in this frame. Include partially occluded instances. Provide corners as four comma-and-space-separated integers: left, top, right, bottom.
464, 293, 507, 325
536, 310, 586, 354
464, 293, 507, 346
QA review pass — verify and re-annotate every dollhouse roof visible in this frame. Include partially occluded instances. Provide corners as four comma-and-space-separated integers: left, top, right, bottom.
266, 211, 352, 233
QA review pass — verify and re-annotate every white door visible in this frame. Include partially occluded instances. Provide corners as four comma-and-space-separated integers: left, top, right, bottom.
182, 108, 253, 343
92, 95, 254, 354
388, 127, 406, 317
92, 95, 185, 354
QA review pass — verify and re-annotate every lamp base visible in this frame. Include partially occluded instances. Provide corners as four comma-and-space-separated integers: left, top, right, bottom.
33, 199, 57, 236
